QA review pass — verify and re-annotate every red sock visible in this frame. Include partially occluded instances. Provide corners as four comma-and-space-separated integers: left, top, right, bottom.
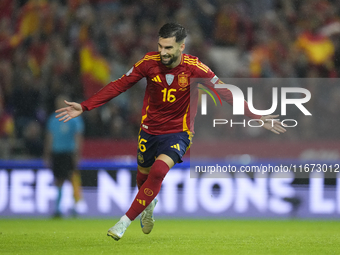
136, 169, 148, 190
126, 160, 169, 220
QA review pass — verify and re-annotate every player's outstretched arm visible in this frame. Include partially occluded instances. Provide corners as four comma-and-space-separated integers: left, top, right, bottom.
55, 100, 83, 123
260, 115, 287, 134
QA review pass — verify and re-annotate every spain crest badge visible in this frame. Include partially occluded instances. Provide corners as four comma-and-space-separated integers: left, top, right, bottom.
178, 73, 188, 87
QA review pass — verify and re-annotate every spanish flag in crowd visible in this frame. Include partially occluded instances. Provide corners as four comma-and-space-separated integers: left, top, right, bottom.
16, 0, 49, 38
249, 46, 269, 78
295, 31, 334, 65
80, 41, 110, 98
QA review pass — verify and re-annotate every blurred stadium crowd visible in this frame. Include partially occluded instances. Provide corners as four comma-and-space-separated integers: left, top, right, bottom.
0, 0, 340, 158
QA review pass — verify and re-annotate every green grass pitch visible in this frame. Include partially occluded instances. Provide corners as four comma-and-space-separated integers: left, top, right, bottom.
1, 218, 339, 255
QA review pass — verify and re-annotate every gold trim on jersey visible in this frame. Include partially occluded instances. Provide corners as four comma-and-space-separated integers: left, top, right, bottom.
135, 54, 161, 67
183, 56, 209, 73
141, 105, 149, 123
185, 130, 193, 151
183, 103, 190, 132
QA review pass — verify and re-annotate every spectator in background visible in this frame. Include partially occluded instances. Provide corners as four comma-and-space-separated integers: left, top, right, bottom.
0, 18, 17, 104
11, 69, 41, 138
23, 120, 43, 157
0, 93, 15, 159
44, 95, 85, 218
213, 3, 241, 47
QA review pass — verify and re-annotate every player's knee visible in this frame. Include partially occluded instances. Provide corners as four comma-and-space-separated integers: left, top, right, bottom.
149, 160, 169, 183
149, 170, 166, 183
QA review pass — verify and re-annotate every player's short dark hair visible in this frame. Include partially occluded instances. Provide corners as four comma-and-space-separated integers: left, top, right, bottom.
158, 23, 187, 42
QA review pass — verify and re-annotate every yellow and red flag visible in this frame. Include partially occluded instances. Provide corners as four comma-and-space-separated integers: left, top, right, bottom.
79, 41, 110, 98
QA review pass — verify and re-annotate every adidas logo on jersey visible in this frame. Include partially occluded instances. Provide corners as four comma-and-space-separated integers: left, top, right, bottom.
151, 75, 162, 82
170, 144, 180, 151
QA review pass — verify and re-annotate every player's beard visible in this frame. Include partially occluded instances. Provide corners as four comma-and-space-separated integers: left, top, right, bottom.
161, 54, 179, 67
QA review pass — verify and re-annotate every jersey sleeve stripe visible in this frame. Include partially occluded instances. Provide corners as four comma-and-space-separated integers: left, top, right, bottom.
184, 60, 209, 73
196, 65, 209, 73
135, 54, 161, 67
183, 57, 197, 64
135, 60, 144, 67
198, 63, 209, 72
183, 56, 209, 72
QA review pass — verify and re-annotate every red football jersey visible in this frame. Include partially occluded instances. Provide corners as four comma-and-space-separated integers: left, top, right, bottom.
81, 52, 260, 135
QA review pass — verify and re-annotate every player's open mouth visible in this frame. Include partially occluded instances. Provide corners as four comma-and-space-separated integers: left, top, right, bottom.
162, 55, 171, 61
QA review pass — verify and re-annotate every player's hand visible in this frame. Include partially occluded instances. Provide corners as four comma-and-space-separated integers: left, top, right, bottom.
260, 115, 287, 134
55, 100, 83, 122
